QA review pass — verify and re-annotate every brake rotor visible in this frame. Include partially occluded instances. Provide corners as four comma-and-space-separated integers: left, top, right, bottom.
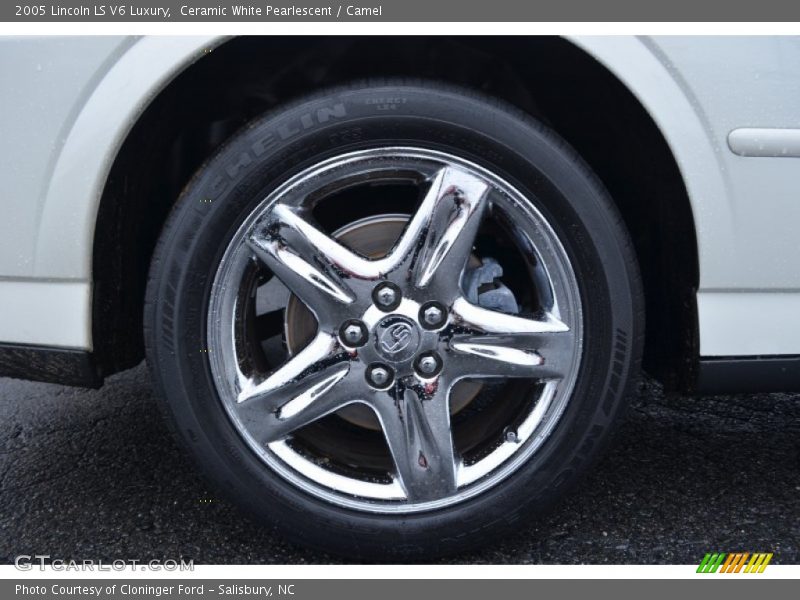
285, 214, 483, 430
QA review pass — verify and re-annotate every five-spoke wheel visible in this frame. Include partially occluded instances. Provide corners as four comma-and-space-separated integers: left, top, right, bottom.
208, 148, 582, 510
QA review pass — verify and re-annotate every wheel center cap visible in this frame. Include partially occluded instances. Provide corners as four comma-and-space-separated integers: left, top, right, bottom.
374, 316, 420, 362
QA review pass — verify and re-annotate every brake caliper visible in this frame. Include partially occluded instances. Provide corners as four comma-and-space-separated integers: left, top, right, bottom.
463, 257, 520, 314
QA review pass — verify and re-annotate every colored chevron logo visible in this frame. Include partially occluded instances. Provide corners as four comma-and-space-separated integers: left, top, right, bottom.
697, 552, 773, 573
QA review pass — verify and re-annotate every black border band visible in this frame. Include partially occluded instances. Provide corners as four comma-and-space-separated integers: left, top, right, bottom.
695, 356, 800, 394
0, 343, 102, 388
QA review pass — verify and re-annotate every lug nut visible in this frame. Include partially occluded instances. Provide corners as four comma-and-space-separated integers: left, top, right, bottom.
372, 282, 401, 312
414, 352, 443, 377
420, 302, 447, 329
339, 320, 368, 347
366, 364, 394, 388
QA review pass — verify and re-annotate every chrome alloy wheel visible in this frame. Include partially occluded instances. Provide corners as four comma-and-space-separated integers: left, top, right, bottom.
207, 147, 583, 513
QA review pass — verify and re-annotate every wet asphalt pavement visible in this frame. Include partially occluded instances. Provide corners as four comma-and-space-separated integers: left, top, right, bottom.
0, 362, 798, 565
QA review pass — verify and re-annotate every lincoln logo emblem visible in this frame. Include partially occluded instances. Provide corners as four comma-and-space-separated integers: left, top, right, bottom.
380, 323, 413, 354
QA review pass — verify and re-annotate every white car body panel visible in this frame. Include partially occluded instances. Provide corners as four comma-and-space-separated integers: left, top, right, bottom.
0, 35, 218, 349
0, 35, 798, 356
576, 36, 800, 356
0, 280, 91, 348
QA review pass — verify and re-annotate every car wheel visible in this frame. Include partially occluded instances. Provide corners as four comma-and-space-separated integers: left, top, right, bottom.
145, 81, 643, 559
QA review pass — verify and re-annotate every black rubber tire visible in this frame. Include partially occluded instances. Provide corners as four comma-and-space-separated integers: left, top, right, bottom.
144, 80, 644, 560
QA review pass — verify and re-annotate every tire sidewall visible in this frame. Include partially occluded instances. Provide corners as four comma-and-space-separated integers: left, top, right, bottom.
145, 83, 642, 557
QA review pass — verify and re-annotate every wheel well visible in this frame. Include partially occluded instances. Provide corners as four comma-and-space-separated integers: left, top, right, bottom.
93, 36, 699, 390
